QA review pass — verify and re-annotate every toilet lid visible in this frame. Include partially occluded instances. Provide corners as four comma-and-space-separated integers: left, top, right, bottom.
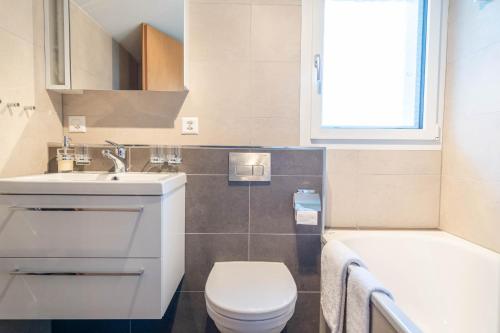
205, 262, 297, 321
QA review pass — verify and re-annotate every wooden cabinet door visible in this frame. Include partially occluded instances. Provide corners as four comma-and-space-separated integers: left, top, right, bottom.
142, 23, 184, 91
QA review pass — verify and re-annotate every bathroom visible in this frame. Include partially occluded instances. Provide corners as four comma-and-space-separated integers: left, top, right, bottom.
0, 0, 498, 332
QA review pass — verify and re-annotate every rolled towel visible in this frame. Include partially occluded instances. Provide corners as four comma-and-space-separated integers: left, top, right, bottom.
346, 266, 394, 333
321, 240, 366, 333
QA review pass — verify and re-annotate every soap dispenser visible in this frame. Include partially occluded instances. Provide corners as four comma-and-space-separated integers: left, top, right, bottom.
57, 136, 75, 173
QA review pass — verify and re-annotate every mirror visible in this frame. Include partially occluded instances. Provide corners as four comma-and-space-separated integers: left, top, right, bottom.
44, 0, 185, 92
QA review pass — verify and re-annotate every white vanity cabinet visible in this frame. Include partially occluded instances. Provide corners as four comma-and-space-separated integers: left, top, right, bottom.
0, 173, 186, 319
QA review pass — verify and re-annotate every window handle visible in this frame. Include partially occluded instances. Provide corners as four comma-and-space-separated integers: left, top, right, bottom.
314, 54, 322, 94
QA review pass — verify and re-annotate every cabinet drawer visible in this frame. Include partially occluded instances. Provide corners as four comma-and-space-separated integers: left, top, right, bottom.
0, 258, 164, 319
0, 195, 161, 258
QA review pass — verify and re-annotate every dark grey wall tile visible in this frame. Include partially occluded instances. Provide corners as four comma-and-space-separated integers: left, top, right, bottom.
186, 176, 249, 233
250, 149, 324, 176
180, 148, 241, 175
131, 292, 218, 333
52, 320, 129, 333
285, 292, 320, 333
249, 234, 321, 291
184, 234, 248, 291
48, 147, 58, 173
129, 148, 151, 172
0, 321, 51, 333
250, 176, 322, 234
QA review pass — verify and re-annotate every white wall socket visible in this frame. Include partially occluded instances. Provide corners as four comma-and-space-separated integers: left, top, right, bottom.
181, 117, 199, 135
68, 116, 87, 133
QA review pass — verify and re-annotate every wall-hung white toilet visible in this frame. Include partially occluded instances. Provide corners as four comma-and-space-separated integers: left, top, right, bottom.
205, 261, 297, 333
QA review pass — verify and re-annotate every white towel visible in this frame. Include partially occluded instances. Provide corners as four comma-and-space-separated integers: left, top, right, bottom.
346, 266, 393, 333
321, 240, 366, 333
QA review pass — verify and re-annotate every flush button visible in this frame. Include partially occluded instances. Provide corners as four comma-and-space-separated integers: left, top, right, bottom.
252, 165, 264, 176
236, 165, 253, 176
229, 152, 271, 182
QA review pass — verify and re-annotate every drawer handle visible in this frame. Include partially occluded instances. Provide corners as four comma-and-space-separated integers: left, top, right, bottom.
9, 269, 144, 277
8, 206, 144, 213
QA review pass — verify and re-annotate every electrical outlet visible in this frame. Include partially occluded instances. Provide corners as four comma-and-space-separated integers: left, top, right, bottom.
182, 117, 199, 135
68, 116, 87, 133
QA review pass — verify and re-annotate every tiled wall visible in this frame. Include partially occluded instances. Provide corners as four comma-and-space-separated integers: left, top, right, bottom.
326, 150, 442, 229
47, 146, 324, 333
440, 0, 500, 253
62, 0, 301, 146
0, 0, 62, 178
69, 1, 138, 90
61, 0, 444, 232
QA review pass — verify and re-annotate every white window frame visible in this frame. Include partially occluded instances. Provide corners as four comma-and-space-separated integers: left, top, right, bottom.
300, 0, 449, 149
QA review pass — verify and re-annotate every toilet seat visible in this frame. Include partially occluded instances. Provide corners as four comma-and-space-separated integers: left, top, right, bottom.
205, 262, 297, 322
206, 300, 295, 333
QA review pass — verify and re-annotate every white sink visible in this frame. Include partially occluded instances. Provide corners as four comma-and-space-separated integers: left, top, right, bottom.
0, 172, 187, 195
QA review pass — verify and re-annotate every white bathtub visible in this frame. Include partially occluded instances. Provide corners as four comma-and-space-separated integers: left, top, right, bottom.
322, 230, 500, 333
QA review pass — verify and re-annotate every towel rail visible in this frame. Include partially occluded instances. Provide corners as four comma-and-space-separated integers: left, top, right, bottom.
371, 293, 422, 333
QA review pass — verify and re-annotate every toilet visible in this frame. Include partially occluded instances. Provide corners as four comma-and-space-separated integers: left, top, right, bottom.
205, 261, 297, 333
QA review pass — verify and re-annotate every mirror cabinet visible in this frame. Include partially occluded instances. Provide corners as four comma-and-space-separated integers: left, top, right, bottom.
44, 0, 186, 92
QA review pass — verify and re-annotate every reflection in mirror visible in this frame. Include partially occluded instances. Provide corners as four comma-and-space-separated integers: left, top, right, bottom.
44, 0, 184, 92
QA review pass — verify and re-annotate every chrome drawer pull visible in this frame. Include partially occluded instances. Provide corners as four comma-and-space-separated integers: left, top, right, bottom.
10, 269, 144, 276
8, 206, 144, 213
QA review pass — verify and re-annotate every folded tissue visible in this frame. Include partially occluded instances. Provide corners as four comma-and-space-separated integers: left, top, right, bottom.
293, 190, 321, 225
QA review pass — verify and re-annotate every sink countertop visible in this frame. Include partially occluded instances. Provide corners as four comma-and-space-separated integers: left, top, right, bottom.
0, 172, 187, 196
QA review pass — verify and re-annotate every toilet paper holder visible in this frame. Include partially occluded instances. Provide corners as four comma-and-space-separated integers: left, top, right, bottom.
293, 189, 321, 225
293, 189, 321, 212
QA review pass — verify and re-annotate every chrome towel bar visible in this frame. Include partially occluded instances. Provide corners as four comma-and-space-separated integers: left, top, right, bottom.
8, 206, 144, 213
9, 269, 144, 277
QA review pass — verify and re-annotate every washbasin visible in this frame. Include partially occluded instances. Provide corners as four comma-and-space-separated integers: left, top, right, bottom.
0, 172, 187, 195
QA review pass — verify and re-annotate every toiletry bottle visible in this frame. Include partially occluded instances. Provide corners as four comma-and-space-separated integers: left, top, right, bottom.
57, 136, 74, 172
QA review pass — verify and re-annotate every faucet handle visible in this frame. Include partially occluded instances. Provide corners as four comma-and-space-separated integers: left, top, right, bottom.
105, 140, 126, 159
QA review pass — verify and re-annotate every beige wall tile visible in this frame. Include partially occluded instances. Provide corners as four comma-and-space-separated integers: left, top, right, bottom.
327, 172, 358, 228
325, 150, 441, 229
356, 174, 441, 229
251, 61, 300, 117
326, 150, 359, 175
70, 2, 114, 90
251, 4, 301, 61
441, 1, 500, 253
441, 176, 500, 252
447, 0, 500, 63
189, 3, 251, 61
185, 60, 251, 116
250, 116, 299, 146
0, 0, 33, 43
358, 150, 442, 175
0, 0, 62, 178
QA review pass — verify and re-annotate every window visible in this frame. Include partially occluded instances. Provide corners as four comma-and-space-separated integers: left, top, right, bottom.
301, 0, 447, 145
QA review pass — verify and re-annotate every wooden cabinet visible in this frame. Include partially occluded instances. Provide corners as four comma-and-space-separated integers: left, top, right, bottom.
142, 23, 184, 91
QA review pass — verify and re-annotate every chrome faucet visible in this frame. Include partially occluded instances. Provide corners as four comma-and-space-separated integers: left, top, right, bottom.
102, 140, 128, 173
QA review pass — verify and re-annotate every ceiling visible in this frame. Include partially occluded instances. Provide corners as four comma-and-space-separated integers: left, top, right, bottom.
73, 0, 184, 61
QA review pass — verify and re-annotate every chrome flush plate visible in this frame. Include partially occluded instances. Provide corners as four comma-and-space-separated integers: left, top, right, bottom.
229, 152, 271, 182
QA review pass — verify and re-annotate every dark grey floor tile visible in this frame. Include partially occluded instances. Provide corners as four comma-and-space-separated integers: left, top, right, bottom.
51, 319, 129, 333
284, 292, 320, 333
131, 292, 218, 333
249, 149, 324, 176
186, 176, 249, 233
0, 321, 51, 333
250, 176, 322, 234
249, 234, 321, 291
184, 234, 248, 291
